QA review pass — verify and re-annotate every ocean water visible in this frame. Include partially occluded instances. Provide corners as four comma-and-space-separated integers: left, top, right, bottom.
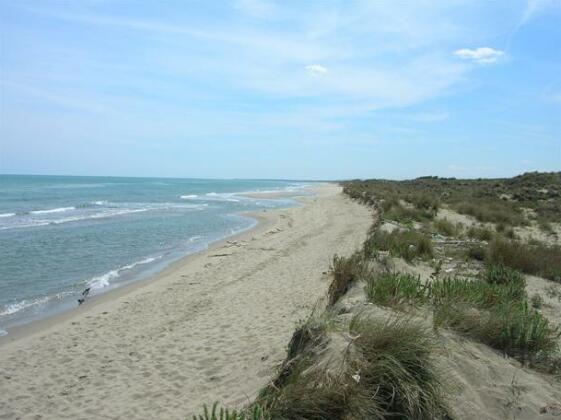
0, 175, 311, 335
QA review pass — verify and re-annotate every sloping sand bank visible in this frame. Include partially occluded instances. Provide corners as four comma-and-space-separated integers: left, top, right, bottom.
0, 184, 372, 420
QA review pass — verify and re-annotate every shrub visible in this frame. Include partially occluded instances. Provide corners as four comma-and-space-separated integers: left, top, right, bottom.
407, 193, 440, 213
364, 230, 433, 262
365, 271, 427, 308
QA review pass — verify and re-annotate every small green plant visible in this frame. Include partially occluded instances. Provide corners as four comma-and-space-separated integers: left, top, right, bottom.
484, 264, 525, 290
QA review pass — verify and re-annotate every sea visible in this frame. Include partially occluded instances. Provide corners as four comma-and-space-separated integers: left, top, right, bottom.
0, 175, 312, 335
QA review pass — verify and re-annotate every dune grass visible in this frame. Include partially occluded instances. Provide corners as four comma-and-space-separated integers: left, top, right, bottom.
348, 315, 449, 419
364, 229, 433, 262
488, 238, 561, 282
466, 225, 494, 241
434, 302, 559, 361
253, 314, 449, 420
433, 218, 458, 237
384, 203, 435, 225
452, 200, 526, 226
328, 252, 366, 306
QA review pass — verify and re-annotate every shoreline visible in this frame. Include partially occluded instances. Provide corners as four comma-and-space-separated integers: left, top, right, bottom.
0, 199, 282, 345
0, 184, 373, 419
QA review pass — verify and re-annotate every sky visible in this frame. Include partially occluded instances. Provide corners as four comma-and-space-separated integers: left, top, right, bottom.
0, 0, 560, 180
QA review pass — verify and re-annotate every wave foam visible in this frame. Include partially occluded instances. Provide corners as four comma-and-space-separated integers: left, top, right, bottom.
180, 194, 198, 199
0, 212, 15, 218
30, 207, 75, 215
0, 203, 206, 231
88, 256, 162, 290
0, 296, 51, 317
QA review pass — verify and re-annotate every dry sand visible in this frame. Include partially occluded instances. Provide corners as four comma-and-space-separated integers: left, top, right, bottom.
0, 184, 373, 420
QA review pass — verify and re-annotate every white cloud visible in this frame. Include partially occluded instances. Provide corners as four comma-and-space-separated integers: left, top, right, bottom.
305, 64, 328, 77
453, 47, 504, 64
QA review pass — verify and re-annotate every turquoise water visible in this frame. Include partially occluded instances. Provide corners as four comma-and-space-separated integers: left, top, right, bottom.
0, 175, 310, 334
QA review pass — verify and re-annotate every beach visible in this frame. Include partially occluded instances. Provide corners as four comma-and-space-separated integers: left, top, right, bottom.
0, 184, 372, 419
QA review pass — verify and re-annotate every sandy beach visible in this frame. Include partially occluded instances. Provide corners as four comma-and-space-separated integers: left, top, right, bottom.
0, 184, 372, 419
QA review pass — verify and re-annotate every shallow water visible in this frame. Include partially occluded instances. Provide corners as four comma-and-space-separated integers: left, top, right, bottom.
0, 175, 310, 333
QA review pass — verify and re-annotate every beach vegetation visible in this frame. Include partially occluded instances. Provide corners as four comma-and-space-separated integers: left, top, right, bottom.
254, 313, 448, 419
328, 252, 366, 305
466, 225, 494, 241
433, 218, 457, 237
487, 238, 561, 282
193, 402, 269, 420
365, 271, 427, 308
364, 229, 433, 262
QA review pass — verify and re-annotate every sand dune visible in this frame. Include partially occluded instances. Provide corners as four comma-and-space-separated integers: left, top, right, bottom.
0, 184, 373, 419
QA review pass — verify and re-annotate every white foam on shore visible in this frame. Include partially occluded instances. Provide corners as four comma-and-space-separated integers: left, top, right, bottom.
88, 256, 163, 290
30, 207, 76, 214
0, 296, 51, 317
0, 212, 15, 218
0, 329, 7, 337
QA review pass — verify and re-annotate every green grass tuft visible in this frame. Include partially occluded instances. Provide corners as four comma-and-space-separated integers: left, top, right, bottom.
365, 271, 427, 308
434, 302, 559, 361
349, 315, 449, 419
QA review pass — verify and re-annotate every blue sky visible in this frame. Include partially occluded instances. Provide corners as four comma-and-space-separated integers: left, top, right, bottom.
1, 0, 560, 180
